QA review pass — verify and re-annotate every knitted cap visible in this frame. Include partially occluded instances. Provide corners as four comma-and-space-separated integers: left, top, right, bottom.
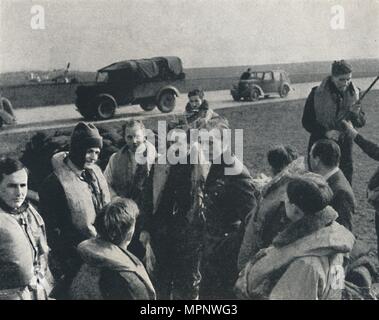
287, 175, 333, 215
69, 122, 102, 168
331, 60, 352, 76
70, 122, 103, 150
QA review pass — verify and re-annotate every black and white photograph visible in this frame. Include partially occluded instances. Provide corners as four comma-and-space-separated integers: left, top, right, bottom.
0, 0, 379, 303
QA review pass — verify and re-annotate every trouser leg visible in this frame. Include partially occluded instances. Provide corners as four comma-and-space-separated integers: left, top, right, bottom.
172, 223, 204, 300
339, 136, 353, 185
172, 250, 202, 300
151, 237, 173, 300
200, 230, 242, 299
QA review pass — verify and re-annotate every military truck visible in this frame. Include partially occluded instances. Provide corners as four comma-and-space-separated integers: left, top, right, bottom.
75, 56, 186, 120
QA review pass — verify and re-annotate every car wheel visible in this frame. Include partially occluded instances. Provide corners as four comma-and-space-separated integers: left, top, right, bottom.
280, 85, 290, 98
248, 88, 260, 102
157, 91, 176, 113
0, 117, 3, 128
140, 102, 156, 111
95, 96, 117, 120
232, 94, 241, 101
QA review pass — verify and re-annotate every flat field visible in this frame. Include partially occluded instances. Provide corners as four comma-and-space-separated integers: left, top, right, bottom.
2, 90, 379, 265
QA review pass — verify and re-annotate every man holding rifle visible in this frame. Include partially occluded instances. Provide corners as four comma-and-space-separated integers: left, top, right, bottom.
302, 60, 366, 185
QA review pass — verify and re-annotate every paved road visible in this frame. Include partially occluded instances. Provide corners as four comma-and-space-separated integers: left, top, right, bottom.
2, 77, 378, 134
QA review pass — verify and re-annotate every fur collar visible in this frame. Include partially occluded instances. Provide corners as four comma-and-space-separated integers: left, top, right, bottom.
185, 99, 209, 112
78, 238, 141, 272
272, 206, 338, 247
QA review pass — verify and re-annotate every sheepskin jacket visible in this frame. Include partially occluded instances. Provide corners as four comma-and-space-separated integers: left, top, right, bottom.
235, 206, 355, 300
0, 202, 53, 299
70, 238, 156, 300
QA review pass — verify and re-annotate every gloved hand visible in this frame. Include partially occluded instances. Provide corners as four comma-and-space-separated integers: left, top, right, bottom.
341, 120, 358, 139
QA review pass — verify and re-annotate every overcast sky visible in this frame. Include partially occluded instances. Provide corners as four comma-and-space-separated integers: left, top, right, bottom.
0, 0, 378, 72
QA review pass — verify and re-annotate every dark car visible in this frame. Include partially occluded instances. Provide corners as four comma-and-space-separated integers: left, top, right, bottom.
75, 56, 185, 120
230, 70, 292, 102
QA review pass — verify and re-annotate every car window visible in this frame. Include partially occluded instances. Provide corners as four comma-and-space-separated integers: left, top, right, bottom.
263, 72, 273, 81
256, 72, 263, 79
273, 72, 281, 81
96, 72, 109, 83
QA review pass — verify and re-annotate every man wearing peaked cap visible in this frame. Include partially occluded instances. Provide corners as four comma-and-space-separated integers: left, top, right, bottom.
39, 122, 110, 299
302, 60, 366, 185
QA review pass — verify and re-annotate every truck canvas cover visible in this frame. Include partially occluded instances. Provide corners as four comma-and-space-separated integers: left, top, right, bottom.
98, 56, 184, 80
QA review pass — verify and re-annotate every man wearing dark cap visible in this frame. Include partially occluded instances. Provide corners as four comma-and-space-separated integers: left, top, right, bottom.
39, 122, 110, 298
302, 60, 366, 185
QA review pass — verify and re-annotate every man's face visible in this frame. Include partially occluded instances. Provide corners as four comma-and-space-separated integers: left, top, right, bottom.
0, 169, 28, 209
331, 72, 352, 92
84, 147, 101, 168
309, 145, 319, 172
189, 95, 202, 109
124, 126, 145, 152
284, 196, 304, 222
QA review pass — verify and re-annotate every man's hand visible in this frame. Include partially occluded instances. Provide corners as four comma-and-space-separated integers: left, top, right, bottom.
350, 102, 362, 114
139, 231, 155, 276
325, 130, 341, 141
139, 230, 151, 247
341, 120, 358, 139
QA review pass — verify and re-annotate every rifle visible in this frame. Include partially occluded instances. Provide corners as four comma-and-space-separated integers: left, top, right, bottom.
336, 74, 379, 123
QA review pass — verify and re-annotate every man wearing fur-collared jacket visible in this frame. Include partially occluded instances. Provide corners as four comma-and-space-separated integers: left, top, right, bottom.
234, 175, 355, 300
39, 122, 110, 298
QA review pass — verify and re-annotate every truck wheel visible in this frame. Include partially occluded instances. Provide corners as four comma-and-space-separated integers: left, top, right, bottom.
248, 88, 260, 102
280, 85, 290, 98
95, 96, 117, 120
140, 103, 156, 111
158, 91, 176, 113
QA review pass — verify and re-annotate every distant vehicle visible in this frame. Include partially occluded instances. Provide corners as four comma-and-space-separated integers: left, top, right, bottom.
230, 70, 292, 102
75, 56, 186, 120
